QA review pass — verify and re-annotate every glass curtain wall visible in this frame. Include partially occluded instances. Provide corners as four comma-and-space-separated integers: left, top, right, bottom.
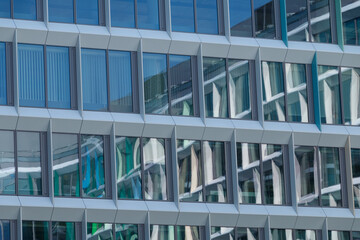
341, 0, 360, 46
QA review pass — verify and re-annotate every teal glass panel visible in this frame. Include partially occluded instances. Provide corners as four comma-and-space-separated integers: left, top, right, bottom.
211, 227, 234, 239
196, 0, 219, 34
237, 228, 259, 240
0, 131, 15, 195
254, 0, 276, 38
353, 232, 360, 240
0, 42, 7, 105
328, 231, 350, 240
0, 0, 10, 18
49, 0, 74, 23
14, 0, 36, 20
150, 225, 174, 240
341, 67, 360, 125
52, 222, 76, 240
229, 0, 252, 37
0, 220, 10, 240
341, 0, 360, 46
286, 0, 309, 41
343, 20, 357, 45
138, 0, 160, 29
171, 0, 195, 32
87, 223, 113, 240
111, 0, 135, 28
295, 230, 317, 240
351, 148, 360, 208
177, 226, 200, 240
310, 0, 332, 43
115, 224, 139, 240
23, 221, 49, 240
271, 229, 292, 240
77, 0, 99, 25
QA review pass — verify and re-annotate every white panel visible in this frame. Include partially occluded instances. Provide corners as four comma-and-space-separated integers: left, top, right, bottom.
0, 196, 20, 219
318, 125, 349, 147
51, 198, 85, 222
285, 41, 316, 64
313, 43, 343, 66
0, 19, 16, 42
233, 120, 263, 143
341, 46, 360, 68
323, 208, 354, 231
78, 25, 110, 49
139, 30, 171, 54
112, 113, 144, 137
115, 200, 148, 224
237, 204, 268, 227
289, 123, 321, 146
261, 122, 292, 144
46, 23, 79, 46
202, 118, 235, 141
228, 37, 259, 60
168, 32, 201, 55
83, 199, 117, 222
49, 109, 82, 133
207, 203, 239, 227
295, 207, 326, 230
346, 126, 360, 148
108, 28, 141, 51
80, 111, 114, 134
146, 201, 179, 225
265, 206, 297, 228
199, 35, 230, 58
19, 197, 53, 221
176, 202, 209, 226
256, 39, 287, 62
173, 116, 205, 140
0, 106, 18, 130
14, 20, 48, 44
142, 115, 175, 138
17, 107, 50, 131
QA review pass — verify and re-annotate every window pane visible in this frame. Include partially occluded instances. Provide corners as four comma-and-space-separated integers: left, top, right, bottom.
52, 222, 76, 240
351, 148, 360, 208
0, 220, 10, 240
0, 131, 14, 195
82, 49, 108, 111
262, 62, 285, 121
177, 226, 200, 240
116, 137, 142, 199
81, 135, 106, 198
143, 53, 168, 114
17, 132, 42, 196
295, 230, 317, 240
286, 0, 309, 41
341, 67, 360, 125
237, 228, 259, 240
0, 0, 10, 18
203, 57, 228, 118
170, 55, 194, 116
343, 20, 357, 45
318, 66, 342, 124
137, 0, 159, 29
47, 46, 71, 109
111, 0, 135, 28
320, 147, 342, 207
328, 231, 350, 240
143, 138, 167, 200
286, 63, 308, 123
53, 133, 80, 197
196, 0, 218, 34
18, 44, 45, 107
76, 0, 99, 25
0, 42, 6, 105
271, 229, 293, 240
49, 0, 74, 23
23, 221, 49, 240
254, 0, 276, 38
14, 0, 36, 20
177, 139, 202, 202
115, 224, 139, 240
237, 143, 262, 204
310, 0, 332, 43
211, 227, 234, 239
229, 59, 251, 119
229, 0, 252, 37
87, 223, 113, 240
204, 141, 227, 203
353, 232, 360, 240
150, 225, 174, 240
171, 0, 195, 32
109, 51, 133, 113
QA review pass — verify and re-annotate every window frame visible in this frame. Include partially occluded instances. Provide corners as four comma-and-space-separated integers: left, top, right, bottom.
2, 0, 44, 21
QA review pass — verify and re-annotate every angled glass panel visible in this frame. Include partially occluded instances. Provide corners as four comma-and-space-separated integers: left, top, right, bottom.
82, 49, 107, 111
49, 0, 74, 23
310, 0, 332, 43
318, 66, 342, 124
76, 0, 99, 25
137, 0, 159, 29
351, 148, 360, 208
328, 231, 350, 240
53, 133, 80, 197
115, 224, 139, 240
286, 0, 309, 41
0, 0, 10, 18
0, 131, 15, 195
143, 138, 167, 200
319, 147, 342, 207
262, 61, 285, 121
196, 0, 218, 34
341, 0, 360, 45
52, 222, 76, 240
115, 136, 142, 200
237, 143, 262, 204
295, 230, 317, 240
271, 229, 293, 240
81, 135, 106, 198
150, 225, 174, 240
0, 42, 7, 105
229, 0, 252, 37
211, 227, 234, 240
286, 63, 308, 123
143, 53, 168, 114
0, 220, 10, 240
111, 0, 135, 28
17, 132, 42, 196
177, 226, 200, 240
87, 223, 113, 240
237, 228, 259, 240
204, 141, 227, 203
229, 59, 251, 119
23, 221, 49, 240
254, 0, 276, 38
171, 0, 195, 32
109, 51, 133, 113
177, 139, 202, 202
203, 57, 228, 118
170, 55, 194, 116
14, 0, 36, 20
341, 67, 360, 125
18, 44, 45, 107
47, 46, 71, 109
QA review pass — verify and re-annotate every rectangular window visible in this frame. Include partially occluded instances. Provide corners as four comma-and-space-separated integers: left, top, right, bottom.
229, 0, 252, 37
14, 0, 37, 20
76, 0, 99, 25
286, 0, 309, 41
176, 226, 201, 240
171, 0, 195, 32
341, 67, 360, 125
237, 228, 260, 240
48, 0, 74, 23
150, 225, 174, 240
328, 231, 350, 240
295, 230, 317, 240
87, 223, 113, 239
111, 0, 135, 28
351, 148, 360, 208
271, 229, 293, 240
0, 43, 7, 105
137, 0, 160, 29
310, 0, 332, 43
52, 222, 76, 240
22, 221, 49, 240
254, 0, 276, 38
115, 224, 139, 240
0, 0, 11, 18
211, 227, 234, 239
196, 0, 220, 35
0, 131, 14, 195
342, 0, 360, 46
0, 220, 11, 240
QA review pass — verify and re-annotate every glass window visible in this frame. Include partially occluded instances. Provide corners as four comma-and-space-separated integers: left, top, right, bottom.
137, 0, 160, 30
271, 229, 293, 240
171, 0, 195, 32
76, 0, 99, 25
237, 228, 259, 240
52, 222, 76, 240
0, 43, 6, 105
18, 44, 45, 108
211, 227, 234, 239
87, 223, 113, 240
204, 141, 227, 203
351, 148, 360, 208
295, 230, 317, 240
82, 49, 108, 111
0, 220, 10, 240
328, 231, 350, 240
115, 224, 139, 240
17, 132, 42, 196
48, 0, 74, 23
229, 0, 252, 37
353, 232, 360, 240
150, 225, 174, 240
341, 67, 360, 125
342, 0, 360, 46
0, 131, 14, 195
0, 0, 10, 18
53, 133, 80, 197
176, 226, 200, 240
286, 0, 309, 41
310, 0, 332, 43
14, 0, 37, 20
196, 0, 219, 34
111, 0, 135, 28
254, 0, 276, 38
23, 221, 49, 240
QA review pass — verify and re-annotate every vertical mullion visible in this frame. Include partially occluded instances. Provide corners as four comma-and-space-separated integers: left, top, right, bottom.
317, 146, 322, 207
306, 64, 314, 124
167, 55, 172, 115
73, 0, 77, 23
134, 0, 138, 28
106, 50, 111, 111
307, 0, 312, 42
141, 138, 145, 200
201, 141, 206, 202
260, 144, 265, 204
78, 134, 83, 198
11, 0, 14, 18
251, 0, 255, 37
282, 62, 288, 121
14, 131, 18, 195
44, 45, 48, 108
193, 0, 197, 33
338, 68, 345, 124
225, 58, 231, 118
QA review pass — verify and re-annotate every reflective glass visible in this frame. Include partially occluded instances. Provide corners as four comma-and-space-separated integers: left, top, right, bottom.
294, 146, 319, 206
0, 220, 10, 240
17, 132, 42, 196
115, 224, 139, 240
204, 141, 227, 203
49, 0, 74, 23
286, 63, 308, 123
14, 0, 37, 20
52, 222, 76, 240
47, 46, 71, 109
150, 225, 174, 240
262, 62, 285, 121
143, 53, 168, 114
138, 0, 159, 29
229, 0, 252, 37
18, 44, 45, 107
53, 133, 80, 197
353, 232, 360, 240
286, 0, 309, 41
203, 57, 228, 118
351, 148, 360, 208
211, 227, 234, 240
341, 67, 360, 125
0, 42, 7, 105
23, 221, 49, 240
319, 147, 342, 207
81, 135, 106, 198
328, 231, 350, 240
237, 143, 262, 204
143, 138, 167, 200
115, 137, 142, 199
295, 230, 317, 240
87, 223, 113, 240
318, 66, 342, 124
271, 229, 293, 240
196, 0, 218, 34
177, 226, 200, 240
0, 0, 10, 18
310, 0, 332, 43
177, 139, 202, 202
343, 20, 357, 45
170, 55, 194, 116
82, 49, 108, 111
111, 0, 135, 28
237, 228, 259, 240
76, 0, 99, 25
0, 131, 14, 195
341, 0, 360, 45
171, 0, 195, 32
109, 51, 133, 113
229, 59, 251, 119
254, 0, 276, 38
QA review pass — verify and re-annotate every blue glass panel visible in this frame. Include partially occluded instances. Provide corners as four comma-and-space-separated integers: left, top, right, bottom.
77, 0, 99, 25
49, 0, 74, 23
18, 44, 45, 107
229, 0, 252, 37
0, 43, 6, 105
138, 0, 159, 29
47, 46, 71, 109
0, 220, 10, 240
0, 0, 11, 18
81, 49, 107, 111
111, 0, 135, 28
196, 0, 218, 34
171, 0, 195, 32
14, 0, 37, 20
